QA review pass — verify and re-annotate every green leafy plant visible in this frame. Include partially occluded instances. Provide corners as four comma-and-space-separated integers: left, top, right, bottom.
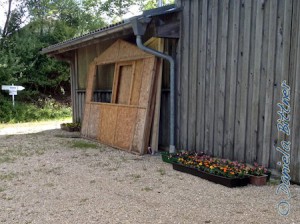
246, 163, 268, 176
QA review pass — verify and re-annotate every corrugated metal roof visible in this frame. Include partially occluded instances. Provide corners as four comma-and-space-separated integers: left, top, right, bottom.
41, 4, 180, 55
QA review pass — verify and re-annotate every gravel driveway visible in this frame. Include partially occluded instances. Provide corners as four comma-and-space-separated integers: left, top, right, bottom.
0, 121, 299, 224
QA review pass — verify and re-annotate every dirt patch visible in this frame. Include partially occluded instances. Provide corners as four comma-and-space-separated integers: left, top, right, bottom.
0, 122, 299, 223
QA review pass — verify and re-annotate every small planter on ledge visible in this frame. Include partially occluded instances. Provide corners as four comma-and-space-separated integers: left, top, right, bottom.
172, 163, 249, 188
249, 175, 267, 186
61, 123, 81, 132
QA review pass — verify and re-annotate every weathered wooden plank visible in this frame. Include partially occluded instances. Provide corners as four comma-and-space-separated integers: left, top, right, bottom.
234, 0, 251, 162
256, 0, 270, 165
132, 108, 147, 153
81, 103, 91, 137
262, 0, 278, 166
150, 39, 164, 153
214, 0, 229, 158
244, 0, 255, 162
85, 62, 97, 103
196, 0, 208, 152
204, 0, 218, 156
247, 0, 263, 163
269, 0, 285, 169
87, 104, 101, 139
290, 0, 300, 183
139, 57, 156, 108
142, 59, 159, 154
179, 0, 191, 150
130, 60, 144, 105
115, 63, 134, 104
224, 0, 240, 160
187, 0, 199, 151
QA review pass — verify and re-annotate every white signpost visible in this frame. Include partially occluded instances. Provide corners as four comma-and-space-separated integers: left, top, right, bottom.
1, 84, 25, 107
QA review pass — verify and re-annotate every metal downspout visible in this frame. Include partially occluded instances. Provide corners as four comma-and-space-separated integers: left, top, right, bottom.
135, 35, 176, 153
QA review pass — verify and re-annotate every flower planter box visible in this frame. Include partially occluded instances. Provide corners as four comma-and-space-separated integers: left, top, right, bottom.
249, 174, 267, 186
173, 163, 249, 188
161, 152, 177, 164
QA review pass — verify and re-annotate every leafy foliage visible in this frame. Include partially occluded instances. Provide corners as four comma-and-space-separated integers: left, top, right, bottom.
0, 0, 174, 123
0, 95, 71, 123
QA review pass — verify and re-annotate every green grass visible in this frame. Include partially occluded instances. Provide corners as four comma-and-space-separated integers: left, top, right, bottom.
131, 174, 141, 180
142, 187, 153, 192
0, 155, 15, 164
70, 140, 98, 149
0, 97, 71, 123
0, 147, 46, 165
157, 168, 166, 176
0, 172, 17, 181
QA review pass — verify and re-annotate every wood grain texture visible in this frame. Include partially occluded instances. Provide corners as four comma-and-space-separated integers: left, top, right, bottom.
98, 104, 118, 145
196, 0, 208, 152
215, 0, 229, 158
139, 57, 156, 108
187, 0, 198, 151
149, 38, 164, 153
262, 0, 278, 166
130, 60, 144, 105
224, 0, 240, 160
290, 0, 300, 183
176, 0, 299, 182
114, 107, 137, 150
179, 0, 190, 150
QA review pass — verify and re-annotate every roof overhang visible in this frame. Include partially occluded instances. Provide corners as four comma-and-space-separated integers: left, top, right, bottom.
41, 5, 181, 56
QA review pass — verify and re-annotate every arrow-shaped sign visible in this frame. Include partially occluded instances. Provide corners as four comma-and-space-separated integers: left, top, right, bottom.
1, 85, 25, 91
1, 84, 25, 107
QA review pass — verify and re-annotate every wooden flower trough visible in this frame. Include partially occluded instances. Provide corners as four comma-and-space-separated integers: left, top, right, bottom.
172, 163, 249, 188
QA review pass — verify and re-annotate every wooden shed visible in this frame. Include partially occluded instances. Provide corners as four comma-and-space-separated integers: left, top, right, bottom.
42, 1, 300, 183
81, 39, 160, 154
41, 5, 180, 153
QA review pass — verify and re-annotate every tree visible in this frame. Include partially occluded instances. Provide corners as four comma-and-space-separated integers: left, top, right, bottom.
101, 0, 135, 22
137, 0, 175, 11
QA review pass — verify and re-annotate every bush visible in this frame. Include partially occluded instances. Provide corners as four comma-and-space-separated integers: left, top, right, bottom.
0, 96, 71, 123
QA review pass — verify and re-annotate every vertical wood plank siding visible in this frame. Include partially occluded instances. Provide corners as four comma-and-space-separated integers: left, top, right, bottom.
176, 0, 300, 183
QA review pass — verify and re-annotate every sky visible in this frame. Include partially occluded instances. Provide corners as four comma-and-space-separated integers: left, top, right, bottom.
0, 1, 16, 30
0, 1, 142, 31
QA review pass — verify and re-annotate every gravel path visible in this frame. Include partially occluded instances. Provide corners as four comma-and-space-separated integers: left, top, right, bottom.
0, 121, 299, 224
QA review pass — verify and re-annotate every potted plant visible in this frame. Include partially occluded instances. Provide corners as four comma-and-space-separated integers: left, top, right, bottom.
247, 163, 268, 186
61, 122, 81, 132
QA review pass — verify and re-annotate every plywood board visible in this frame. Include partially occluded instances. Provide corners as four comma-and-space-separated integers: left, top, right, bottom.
82, 39, 158, 155
139, 57, 156, 107
114, 107, 137, 150
93, 39, 152, 65
116, 64, 133, 104
87, 104, 101, 139
98, 104, 118, 145
131, 108, 147, 153
81, 103, 91, 137
130, 60, 144, 105
85, 62, 97, 103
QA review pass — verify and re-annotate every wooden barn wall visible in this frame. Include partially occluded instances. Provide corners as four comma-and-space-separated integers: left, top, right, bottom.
176, 0, 300, 182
